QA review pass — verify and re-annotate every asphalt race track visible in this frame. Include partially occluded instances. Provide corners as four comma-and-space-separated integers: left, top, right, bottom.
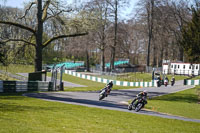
24, 80, 200, 123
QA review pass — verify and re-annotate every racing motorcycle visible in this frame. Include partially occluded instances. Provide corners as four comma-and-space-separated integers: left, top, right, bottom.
164, 79, 168, 87
157, 80, 161, 87
99, 85, 112, 100
128, 96, 147, 112
171, 80, 175, 86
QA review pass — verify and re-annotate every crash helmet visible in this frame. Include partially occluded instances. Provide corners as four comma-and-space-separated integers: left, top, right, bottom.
143, 90, 148, 96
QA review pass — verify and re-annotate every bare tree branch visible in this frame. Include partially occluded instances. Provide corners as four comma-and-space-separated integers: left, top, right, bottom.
105, 0, 114, 8
42, 0, 51, 22
0, 21, 36, 35
19, 1, 36, 19
2, 39, 36, 47
42, 32, 88, 48
46, 8, 72, 21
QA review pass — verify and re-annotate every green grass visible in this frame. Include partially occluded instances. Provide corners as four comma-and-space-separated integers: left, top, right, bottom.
93, 72, 189, 82
48, 73, 135, 91
0, 73, 17, 80
146, 86, 200, 119
165, 74, 189, 81
190, 76, 200, 80
0, 93, 199, 133
0, 64, 34, 74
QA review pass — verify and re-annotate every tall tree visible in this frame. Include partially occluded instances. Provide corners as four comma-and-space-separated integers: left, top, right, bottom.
0, 0, 87, 74
146, 0, 154, 72
106, 0, 128, 71
181, 7, 200, 63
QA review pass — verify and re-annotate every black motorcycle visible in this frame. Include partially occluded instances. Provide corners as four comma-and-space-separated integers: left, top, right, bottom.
128, 96, 147, 112
157, 80, 161, 87
171, 80, 175, 86
99, 85, 111, 100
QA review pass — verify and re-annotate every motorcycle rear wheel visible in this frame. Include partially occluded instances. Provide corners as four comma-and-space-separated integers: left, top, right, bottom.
135, 103, 143, 112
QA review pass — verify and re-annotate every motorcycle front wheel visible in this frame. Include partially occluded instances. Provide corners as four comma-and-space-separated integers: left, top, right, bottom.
99, 94, 105, 100
128, 104, 133, 110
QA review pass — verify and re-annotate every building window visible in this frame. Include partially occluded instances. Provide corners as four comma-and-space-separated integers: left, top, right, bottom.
175, 65, 177, 69
196, 65, 198, 69
189, 66, 191, 69
178, 65, 180, 69
183, 65, 185, 69
171, 65, 173, 68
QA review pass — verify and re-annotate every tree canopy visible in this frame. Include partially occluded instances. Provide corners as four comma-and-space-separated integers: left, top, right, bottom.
181, 7, 200, 63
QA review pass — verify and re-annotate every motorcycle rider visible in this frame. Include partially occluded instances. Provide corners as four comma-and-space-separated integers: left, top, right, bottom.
104, 81, 113, 97
164, 76, 169, 86
131, 90, 148, 105
171, 76, 175, 85
157, 76, 161, 87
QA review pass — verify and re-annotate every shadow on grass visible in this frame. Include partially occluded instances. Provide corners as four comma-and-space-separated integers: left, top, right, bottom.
0, 92, 65, 113
0, 92, 26, 99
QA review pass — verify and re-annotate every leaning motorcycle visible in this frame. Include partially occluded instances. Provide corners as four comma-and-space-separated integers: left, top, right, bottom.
128, 96, 147, 112
99, 86, 111, 100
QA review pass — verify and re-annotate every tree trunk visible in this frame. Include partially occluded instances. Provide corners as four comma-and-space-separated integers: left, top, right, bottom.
110, 46, 115, 72
146, 0, 154, 72
110, 0, 118, 71
101, 48, 105, 72
35, 0, 43, 72
179, 46, 184, 61
152, 38, 156, 67
85, 49, 90, 72
159, 42, 164, 67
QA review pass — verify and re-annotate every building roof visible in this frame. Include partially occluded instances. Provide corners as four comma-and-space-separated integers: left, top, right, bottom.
171, 62, 200, 64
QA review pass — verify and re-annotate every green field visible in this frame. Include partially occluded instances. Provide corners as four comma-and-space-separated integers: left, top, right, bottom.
0, 65, 200, 132
47, 72, 135, 91
90, 72, 189, 82
190, 76, 200, 80
0, 64, 190, 82
0, 93, 199, 133
0, 73, 17, 80
0, 64, 34, 74
146, 86, 200, 119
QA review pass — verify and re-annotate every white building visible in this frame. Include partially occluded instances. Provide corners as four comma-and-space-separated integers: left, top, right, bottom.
163, 62, 200, 76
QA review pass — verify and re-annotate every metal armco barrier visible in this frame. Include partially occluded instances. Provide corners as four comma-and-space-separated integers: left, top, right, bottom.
184, 80, 200, 85
0, 81, 53, 92
65, 70, 157, 87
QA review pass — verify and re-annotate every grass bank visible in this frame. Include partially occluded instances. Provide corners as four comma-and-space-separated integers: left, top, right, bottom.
0, 64, 34, 74
0, 73, 17, 80
190, 76, 200, 80
88, 72, 189, 82
146, 86, 200, 119
0, 93, 199, 133
48, 73, 135, 91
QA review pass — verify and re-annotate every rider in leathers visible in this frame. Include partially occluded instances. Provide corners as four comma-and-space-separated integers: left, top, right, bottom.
131, 90, 148, 105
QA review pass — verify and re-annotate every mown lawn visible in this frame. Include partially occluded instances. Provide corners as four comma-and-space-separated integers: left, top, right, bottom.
190, 76, 200, 80
0, 64, 34, 74
0, 73, 17, 80
91, 72, 189, 82
47, 73, 135, 91
47, 71, 188, 92
0, 93, 200, 133
146, 86, 200, 119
